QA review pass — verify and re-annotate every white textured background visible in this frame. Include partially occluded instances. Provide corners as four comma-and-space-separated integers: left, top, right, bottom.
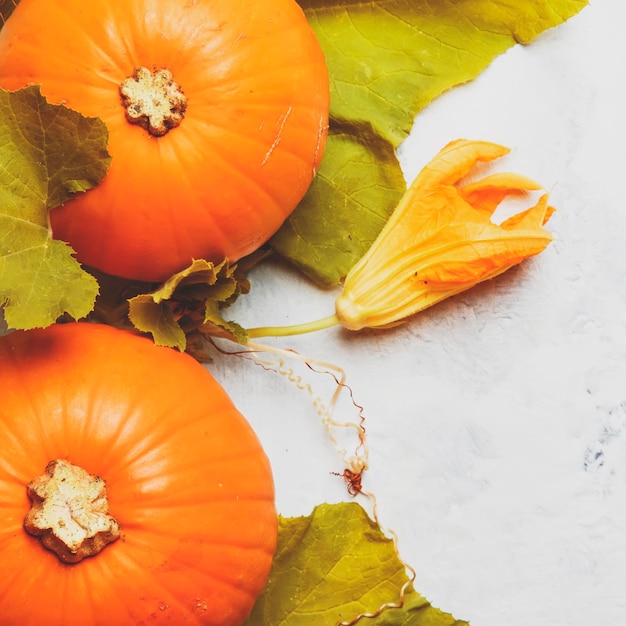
209, 1, 626, 624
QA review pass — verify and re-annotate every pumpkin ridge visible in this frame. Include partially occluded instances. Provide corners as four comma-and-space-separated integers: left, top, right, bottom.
162, 551, 271, 610
182, 139, 297, 218
95, 404, 255, 477
0, 536, 62, 621
0, 361, 67, 479
87, 552, 195, 626
189, 105, 324, 166
108, 488, 276, 516
0, 418, 37, 482
124, 531, 275, 582
96, 541, 265, 625
23, 0, 129, 90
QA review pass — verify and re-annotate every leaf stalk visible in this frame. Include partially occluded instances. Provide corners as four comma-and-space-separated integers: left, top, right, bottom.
246, 313, 340, 339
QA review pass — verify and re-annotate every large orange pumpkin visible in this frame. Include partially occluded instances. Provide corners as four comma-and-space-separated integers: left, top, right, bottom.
0, 0, 329, 281
0, 323, 277, 625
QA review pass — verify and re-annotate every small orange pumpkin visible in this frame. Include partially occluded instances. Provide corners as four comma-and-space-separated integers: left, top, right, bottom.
0, 323, 277, 625
0, 0, 329, 281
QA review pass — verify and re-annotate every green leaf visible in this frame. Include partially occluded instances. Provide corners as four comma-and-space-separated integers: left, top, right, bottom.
272, 0, 588, 285
245, 502, 468, 626
128, 294, 186, 351
202, 299, 248, 345
127, 258, 249, 351
0, 86, 110, 329
301, 0, 588, 147
271, 125, 406, 287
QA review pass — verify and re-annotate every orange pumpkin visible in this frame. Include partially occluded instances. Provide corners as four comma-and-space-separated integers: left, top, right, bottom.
0, 0, 329, 281
0, 323, 277, 625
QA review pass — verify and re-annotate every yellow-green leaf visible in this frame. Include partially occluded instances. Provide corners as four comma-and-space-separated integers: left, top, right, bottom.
127, 294, 186, 351
273, 0, 588, 285
0, 86, 110, 329
271, 126, 406, 287
245, 502, 468, 626
127, 258, 248, 350
301, 0, 588, 147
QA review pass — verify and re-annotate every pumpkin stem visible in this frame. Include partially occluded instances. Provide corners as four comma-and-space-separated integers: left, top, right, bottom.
120, 66, 187, 137
23, 459, 120, 564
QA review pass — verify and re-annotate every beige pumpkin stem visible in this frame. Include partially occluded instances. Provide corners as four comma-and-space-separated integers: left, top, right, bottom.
120, 66, 187, 136
24, 459, 120, 564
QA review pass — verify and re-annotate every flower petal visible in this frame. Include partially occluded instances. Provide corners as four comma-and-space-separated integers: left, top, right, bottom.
335, 140, 555, 331
501, 194, 555, 229
417, 139, 510, 188
459, 172, 544, 215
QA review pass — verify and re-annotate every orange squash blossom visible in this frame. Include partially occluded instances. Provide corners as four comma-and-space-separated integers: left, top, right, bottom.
246, 139, 555, 339
0, 323, 277, 626
0, 0, 330, 282
335, 139, 555, 330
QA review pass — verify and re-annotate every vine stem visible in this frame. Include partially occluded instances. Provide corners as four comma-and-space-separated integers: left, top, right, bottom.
244, 339, 368, 472
246, 313, 340, 338
215, 338, 416, 626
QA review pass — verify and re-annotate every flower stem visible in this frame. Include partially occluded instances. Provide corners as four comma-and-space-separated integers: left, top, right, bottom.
246, 313, 340, 339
